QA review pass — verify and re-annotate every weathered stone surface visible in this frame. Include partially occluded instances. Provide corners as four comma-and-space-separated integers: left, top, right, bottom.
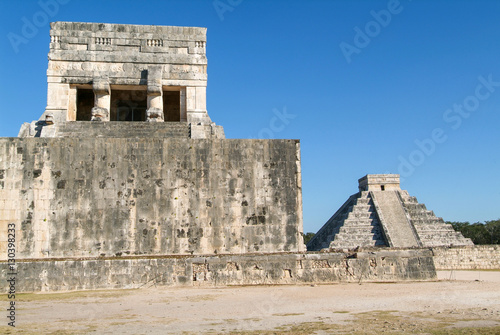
0, 249, 436, 293
21, 21, 222, 138
308, 175, 473, 251
307, 192, 386, 251
3, 23, 445, 293
371, 190, 419, 248
146, 107, 164, 122
90, 106, 109, 122
358, 174, 400, 191
0, 137, 304, 259
45, 114, 54, 125
54, 122, 191, 138
432, 245, 500, 270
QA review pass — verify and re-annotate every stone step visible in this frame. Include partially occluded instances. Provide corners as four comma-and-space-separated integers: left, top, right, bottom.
360, 191, 370, 198
342, 219, 375, 226
414, 224, 455, 232
57, 123, 188, 129
414, 221, 450, 226
420, 238, 473, 247
346, 212, 376, 219
415, 228, 456, 234
354, 198, 370, 205
420, 239, 473, 247
404, 203, 427, 210
407, 214, 439, 221
350, 204, 371, 212
411, 218, 445, 225
338, 221, 380, 228
418, 232, 468, 240
337, 229, 382, 236
334, 233, 383, 240
56, 121, 190, 138
331, 239, 386, 248
338, 224, 382, 231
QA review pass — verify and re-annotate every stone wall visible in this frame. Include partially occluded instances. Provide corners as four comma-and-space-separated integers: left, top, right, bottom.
0, 249, 436, 292
48, 22, 207, 85
431, 245, 500, 270
0, 137, 304, 259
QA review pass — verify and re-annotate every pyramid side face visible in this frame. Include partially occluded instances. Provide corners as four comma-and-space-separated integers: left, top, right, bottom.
307, 192, 389, 251
306, 194, 358, 250
329, 191, 387, 249
399, 191, 474, 247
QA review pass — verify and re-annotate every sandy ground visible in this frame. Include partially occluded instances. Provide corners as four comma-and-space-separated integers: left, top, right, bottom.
1, 270, 499, 334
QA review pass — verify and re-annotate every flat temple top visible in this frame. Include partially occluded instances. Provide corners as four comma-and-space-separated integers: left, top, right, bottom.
358, 174, 400, 192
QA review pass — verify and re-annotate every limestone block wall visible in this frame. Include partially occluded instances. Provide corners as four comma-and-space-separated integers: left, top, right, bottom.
0, 138, 304, 259
48, 22, 207, 84
0, 249, 436, 292
43, 22, 210, 124
431, 245, 500, 270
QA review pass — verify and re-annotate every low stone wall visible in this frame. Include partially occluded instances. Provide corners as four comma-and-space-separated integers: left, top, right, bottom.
1, 250, 436, 293
431, 245, 500, 270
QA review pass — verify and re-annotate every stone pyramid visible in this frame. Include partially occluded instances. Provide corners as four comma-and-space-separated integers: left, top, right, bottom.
307, 174, 473, 251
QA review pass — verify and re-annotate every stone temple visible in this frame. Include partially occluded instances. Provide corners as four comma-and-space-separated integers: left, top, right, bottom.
19, 21, 224, 139
307, 174, 473, 251
5, 21, 305, 259
0, 22, 479, 292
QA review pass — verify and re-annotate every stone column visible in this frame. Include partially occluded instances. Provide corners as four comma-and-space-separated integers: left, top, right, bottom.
91, 77, 111, 121
146, 66, 164, 122
186, 86, 211, 124
43, 81, 70, 123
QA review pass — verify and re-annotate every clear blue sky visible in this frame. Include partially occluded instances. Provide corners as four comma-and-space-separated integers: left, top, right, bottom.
1, 0, 499, 233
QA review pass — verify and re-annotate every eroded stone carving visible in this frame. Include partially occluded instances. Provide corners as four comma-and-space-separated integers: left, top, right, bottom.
91, 106, 109, 122
45, 114, 54, 125
92, 77, 111, 121
146, 107, 164, 122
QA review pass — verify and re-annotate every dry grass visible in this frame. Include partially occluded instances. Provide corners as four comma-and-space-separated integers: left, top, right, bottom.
225, 309, 500, 335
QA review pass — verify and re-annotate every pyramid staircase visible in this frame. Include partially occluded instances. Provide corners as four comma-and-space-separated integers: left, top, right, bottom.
307, 191, 387, 250
329, 191, 387, 249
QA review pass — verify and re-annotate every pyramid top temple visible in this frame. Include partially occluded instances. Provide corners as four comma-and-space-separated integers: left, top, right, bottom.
18, 21, 224, 139
307, 174, 473, 251
358, 174, 401, 192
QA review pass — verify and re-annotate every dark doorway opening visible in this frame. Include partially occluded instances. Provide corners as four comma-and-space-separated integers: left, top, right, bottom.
76, 89, 94, 121
163, 91, 180, 121
111, 90, 147, 121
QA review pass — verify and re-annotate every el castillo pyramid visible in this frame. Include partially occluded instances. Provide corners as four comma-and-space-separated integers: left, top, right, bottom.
307, 174, 473, 251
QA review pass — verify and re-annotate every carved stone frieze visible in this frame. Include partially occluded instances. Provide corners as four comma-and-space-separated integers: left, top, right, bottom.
48, 61, 125, 73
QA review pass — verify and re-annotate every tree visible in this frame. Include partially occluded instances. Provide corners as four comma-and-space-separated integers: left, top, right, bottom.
449, 221, 470, 233
302, 232, 315, 245
484, 219, 500, 244
447, 219, 500, 245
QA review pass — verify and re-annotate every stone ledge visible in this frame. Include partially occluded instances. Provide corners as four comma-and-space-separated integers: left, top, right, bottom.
0, 250, 436, 293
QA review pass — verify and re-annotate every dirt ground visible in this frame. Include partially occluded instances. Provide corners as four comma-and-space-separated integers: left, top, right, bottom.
1, 271, 499, 334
